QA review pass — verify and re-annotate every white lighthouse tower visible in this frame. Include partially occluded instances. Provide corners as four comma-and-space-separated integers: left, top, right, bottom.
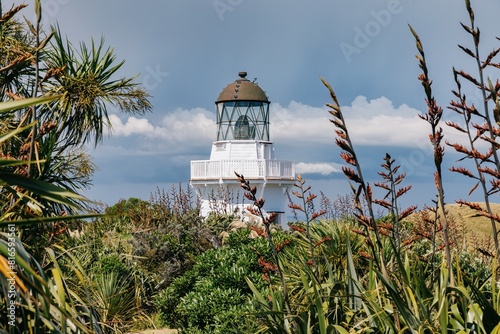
190, 71, 295, 225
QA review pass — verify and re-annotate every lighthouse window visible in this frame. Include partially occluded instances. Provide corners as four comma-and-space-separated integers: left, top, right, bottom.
234, 115, 255, 140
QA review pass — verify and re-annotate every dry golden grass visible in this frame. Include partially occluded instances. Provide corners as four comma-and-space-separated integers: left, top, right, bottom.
445, 202, 500, 238
407, 202, 500, 251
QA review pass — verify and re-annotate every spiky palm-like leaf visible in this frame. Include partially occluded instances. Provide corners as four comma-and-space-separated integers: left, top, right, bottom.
43, 26, 152, 146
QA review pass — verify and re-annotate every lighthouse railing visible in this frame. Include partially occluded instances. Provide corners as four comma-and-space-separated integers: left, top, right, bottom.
190, 159, 295, 180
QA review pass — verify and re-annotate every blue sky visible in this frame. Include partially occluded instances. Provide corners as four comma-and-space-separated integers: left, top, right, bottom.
4, 0, 500, 210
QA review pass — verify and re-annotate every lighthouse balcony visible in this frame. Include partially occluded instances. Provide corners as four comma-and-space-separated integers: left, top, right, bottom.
190, 159, 295, 181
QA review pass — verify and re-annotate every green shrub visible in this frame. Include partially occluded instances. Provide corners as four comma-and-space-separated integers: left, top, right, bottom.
178, 287, 246, 334
92, 253, 132, 277
155, 228, 272, 333
456, 251, 491, 285
154, 269, 198, 328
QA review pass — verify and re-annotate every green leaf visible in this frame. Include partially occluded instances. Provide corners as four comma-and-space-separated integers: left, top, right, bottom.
36, 31, 55, 51
0, 122, 36, 144
466, 276, 500, 332
46, 248, 67, 322
24, 16, 37, 35
0, 95, 61, 113
376, 270, 420, 329
346, 234, 361, 310
0, 213, 105, 227
0, 159, 33, 168
0, 172, 87, 206
332, 325, 349, 334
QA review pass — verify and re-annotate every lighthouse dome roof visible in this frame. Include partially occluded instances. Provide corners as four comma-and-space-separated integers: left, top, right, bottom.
216, 71, 269, 103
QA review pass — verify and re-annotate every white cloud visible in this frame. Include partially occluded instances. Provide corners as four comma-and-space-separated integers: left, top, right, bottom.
296, 162, 343, 176
270, 97, 430, 147
271, 96, 478, 150
270, 101, 332, 143
108, 107, 214, 144
343, 96, 430, 147
160, 107, 215, 141
108, 115, 155, 136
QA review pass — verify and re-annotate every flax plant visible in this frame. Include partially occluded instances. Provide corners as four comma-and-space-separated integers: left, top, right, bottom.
373, 153, 416, 250
0, 234, 99, 333
320, 77, 388, 279
288, 173, 326, 276
248, 205, 365, 333
235, 172, 295, 331
410, 25, 453, 276
320, 78, 426, 332
445, 0, 500, 258
91, 272, 139, 333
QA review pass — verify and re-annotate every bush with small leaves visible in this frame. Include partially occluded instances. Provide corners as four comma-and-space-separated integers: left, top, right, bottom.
92, 253, 132, 278
155, 228, 273, 332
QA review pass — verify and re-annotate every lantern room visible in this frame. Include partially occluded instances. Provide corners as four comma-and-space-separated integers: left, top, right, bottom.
215, 71, 270, 141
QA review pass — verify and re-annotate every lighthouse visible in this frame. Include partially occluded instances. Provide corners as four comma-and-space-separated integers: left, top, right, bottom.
190, 71, 295, 225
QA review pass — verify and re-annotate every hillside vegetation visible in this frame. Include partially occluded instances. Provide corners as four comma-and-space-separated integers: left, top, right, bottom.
445, 202, 500, 239
408, 202, 500, 244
